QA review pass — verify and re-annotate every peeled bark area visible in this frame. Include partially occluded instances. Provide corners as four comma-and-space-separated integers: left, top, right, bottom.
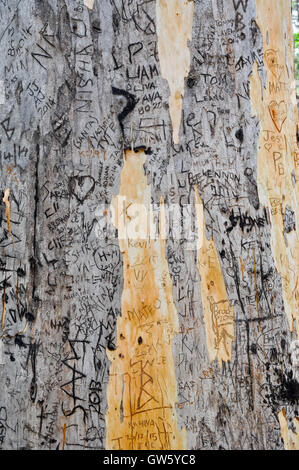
0, 0, 298, 450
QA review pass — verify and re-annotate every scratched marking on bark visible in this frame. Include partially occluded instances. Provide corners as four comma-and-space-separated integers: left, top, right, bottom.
251, 0, 299, 335
194, 187, 234, 364
156, 0, 194, 144
105, 150, 186, 450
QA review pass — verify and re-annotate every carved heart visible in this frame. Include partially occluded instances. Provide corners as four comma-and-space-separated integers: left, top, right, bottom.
264, 142, 272, 151
264, 49, 284, 80
69, 175, 95, 203
94, 244, 120, 272
268, 100, 287, 133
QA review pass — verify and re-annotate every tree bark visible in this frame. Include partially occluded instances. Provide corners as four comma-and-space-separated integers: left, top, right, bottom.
0, 0, 298, 450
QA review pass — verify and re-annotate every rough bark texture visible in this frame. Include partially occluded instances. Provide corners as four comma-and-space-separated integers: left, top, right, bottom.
0, 0, 298, 450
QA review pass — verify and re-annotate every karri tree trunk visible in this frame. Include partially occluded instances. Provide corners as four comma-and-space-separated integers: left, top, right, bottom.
0, 0, 298, 450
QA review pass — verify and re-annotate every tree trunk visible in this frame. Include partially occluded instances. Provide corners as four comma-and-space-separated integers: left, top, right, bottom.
0, 0, 298, 450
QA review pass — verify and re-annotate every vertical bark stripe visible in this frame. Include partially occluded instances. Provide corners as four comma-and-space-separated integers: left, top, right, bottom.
251, 0, 299, 335
251, 0, 299, 448
105, 149, 186, 450
156, 0, 194, 144
195, 187, 234, 364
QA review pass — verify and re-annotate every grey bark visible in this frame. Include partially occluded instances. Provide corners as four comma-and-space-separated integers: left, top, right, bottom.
0, 0, 297, 450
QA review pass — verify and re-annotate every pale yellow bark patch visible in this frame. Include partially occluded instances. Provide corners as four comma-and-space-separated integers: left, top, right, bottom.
156, 0, 194, 144
105, 150, 186, 450
3, 188, 11, 237
194, 187, 234, 364
84, 0, 94, 9
278, 408, 299, 450
251, 0, 299, 335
